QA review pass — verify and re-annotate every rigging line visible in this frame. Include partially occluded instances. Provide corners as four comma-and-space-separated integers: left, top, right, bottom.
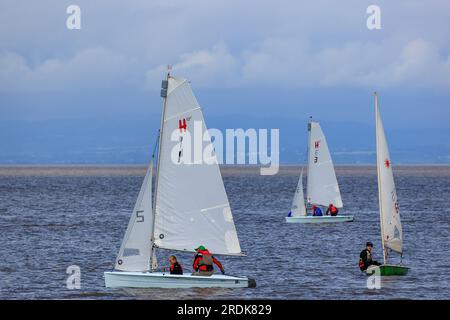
148, 129, 161, 272
152, 129, 161, 159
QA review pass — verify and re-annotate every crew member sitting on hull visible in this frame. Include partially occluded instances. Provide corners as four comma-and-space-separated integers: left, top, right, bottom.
168, 255, 183, 275
192, 245, 225, 276
326, 204, 339, 216
312, 205, 323, 216
359, 242, 382, 271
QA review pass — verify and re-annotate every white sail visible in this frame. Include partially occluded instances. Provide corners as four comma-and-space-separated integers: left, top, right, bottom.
375, 93, 403, 254
115, 162, 154, 271
290, 167, 306, 216
153, 76, 242, 256
306, 121, 343, 208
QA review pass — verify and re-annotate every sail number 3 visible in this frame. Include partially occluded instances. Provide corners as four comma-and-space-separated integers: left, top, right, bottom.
314, 140, 321, 163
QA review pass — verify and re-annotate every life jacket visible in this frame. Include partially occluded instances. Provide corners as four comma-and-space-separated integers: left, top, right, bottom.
366, 250, 373, 263
359, 249, 372, 271
359, 258, 365, 271
196, 250, 214, 271
330, 206, 338, 215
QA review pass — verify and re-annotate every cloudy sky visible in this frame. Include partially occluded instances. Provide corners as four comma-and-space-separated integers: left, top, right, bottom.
0, 0, 449, 163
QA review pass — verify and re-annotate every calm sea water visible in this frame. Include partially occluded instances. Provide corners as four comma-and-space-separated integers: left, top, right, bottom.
0, 165, 449, 300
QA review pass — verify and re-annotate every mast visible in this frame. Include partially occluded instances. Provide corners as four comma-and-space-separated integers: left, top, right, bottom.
150, 66, 171, 270
375, 91, 387, 265
306, 116, 312, 205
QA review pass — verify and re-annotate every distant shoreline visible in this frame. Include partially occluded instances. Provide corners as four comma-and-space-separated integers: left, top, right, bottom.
1, 164, 449, 177
1, 163, 450, 167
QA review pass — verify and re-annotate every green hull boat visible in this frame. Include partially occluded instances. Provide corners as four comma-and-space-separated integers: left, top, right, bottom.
365, 95, 410, 278
366, 264, 409, 276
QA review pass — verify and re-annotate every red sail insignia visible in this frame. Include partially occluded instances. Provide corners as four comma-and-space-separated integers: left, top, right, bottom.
178, 118, 187, 132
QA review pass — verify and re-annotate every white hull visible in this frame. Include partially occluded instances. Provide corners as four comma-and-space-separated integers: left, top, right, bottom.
285, 215, 354, 223
104, 271, 255, 289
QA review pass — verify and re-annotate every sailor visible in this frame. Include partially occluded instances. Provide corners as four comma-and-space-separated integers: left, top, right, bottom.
326, 203, 339, 216
192, 245, 225, 276
168, 255, 183, 275
359, 242, 382, 271
312, 205, 323, 216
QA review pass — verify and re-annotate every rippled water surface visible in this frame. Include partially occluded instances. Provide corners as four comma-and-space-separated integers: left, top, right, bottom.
0, 165, 449, 299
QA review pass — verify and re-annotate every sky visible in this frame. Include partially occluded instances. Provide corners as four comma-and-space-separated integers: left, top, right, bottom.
0, 0, 449, 164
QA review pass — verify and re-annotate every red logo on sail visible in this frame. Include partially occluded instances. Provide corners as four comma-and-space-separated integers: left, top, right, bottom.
178, 118, 187, 132
315, 141, 320, 149
385, 159, 390, 168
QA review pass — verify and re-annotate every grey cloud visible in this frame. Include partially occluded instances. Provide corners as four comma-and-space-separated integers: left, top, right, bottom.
0, 47, 138, 92
145, 37, 450, 91
0, 0, 449, 93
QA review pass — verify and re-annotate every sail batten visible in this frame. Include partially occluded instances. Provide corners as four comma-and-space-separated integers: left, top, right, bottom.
306, 122, 343, 208
375, 93, 403, 258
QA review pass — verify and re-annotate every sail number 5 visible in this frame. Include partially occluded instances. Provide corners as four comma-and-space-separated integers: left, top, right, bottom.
136, 210, 144, 222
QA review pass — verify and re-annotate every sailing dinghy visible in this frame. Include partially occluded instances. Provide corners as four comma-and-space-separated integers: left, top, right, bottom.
365, 92, 409, 276
286, 120, 353, 223
105, 71, 255, 288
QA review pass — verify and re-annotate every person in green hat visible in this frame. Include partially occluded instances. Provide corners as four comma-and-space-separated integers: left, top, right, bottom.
192, 245, 225, 276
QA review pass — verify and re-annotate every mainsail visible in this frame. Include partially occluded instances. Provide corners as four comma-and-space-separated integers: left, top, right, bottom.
153, 76, 242, 255
290, 167, 306, 216
306, 122, 343, 208
375, 93, 403, 256
115, 162, 154, 271
114, 74, 243, 273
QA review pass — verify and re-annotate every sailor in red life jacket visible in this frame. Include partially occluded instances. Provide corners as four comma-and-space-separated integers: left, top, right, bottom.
326, 203, 339, 216
192, 245, 225, 276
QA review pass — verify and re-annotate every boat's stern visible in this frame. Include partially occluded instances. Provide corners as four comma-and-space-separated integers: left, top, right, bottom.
247, 277, 257, 288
